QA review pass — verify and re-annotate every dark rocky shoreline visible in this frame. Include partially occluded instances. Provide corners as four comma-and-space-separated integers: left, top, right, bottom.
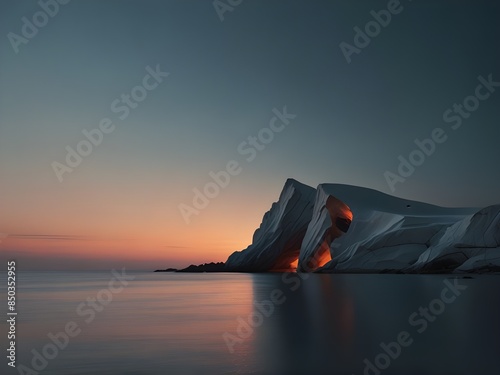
155, 262, 226, 273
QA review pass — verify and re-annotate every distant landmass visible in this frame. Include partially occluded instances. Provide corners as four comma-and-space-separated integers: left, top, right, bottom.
154, 268, 178, 272
154, 262, 225, 273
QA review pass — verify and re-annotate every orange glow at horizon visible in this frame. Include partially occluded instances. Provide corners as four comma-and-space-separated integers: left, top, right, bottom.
0, 191, 265, 269
0, 232, 248, 267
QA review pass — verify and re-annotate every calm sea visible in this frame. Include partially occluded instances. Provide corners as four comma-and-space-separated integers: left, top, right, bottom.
1, 271, 499, 375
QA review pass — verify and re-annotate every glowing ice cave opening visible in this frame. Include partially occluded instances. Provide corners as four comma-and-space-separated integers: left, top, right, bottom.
270, 248, 301, 272
305, 196, 353, 272
269, 196, 352, 273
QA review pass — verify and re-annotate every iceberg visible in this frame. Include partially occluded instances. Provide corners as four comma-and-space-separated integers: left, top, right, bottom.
224, 179, 499, 273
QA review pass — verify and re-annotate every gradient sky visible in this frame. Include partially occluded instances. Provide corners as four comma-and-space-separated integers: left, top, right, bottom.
1, 0, 499, 270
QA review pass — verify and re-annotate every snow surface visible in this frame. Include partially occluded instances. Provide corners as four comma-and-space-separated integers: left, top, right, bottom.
224, 180, 499, 273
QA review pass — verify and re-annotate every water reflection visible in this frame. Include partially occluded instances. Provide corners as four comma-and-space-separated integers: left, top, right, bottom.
250, 273, 500, 375
1, 272, 499, 375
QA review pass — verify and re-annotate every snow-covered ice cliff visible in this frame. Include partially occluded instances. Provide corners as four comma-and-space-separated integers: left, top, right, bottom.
224, 180, 500, 273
